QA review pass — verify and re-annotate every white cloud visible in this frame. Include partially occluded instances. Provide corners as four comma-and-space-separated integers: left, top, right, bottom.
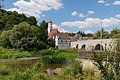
7, 0, 63, 18
85, 30, 94, 34
79, 13, 86, 18
98, 0, 105, 4
72, 10, 95, 18
105, 3, 110, 6
71, 11, 78, 16
112, 1, 120, 5
42, 15, 45, 17
88, 10, 95, 15
98, 0, 120, 6
115, 14, 120, 18
61, 18, 120, 28
52, 24, 68, 32
97, 0, 111, 6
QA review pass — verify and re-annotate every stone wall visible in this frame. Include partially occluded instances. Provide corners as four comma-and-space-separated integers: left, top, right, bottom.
71, 39, 117, 51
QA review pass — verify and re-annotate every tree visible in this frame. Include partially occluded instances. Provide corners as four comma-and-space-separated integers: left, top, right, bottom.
0, 10, 37, 30
0, 21, 49, 51
0, 30, 12, 48
86, 33, 93, 37
9, 22, 38, 50
93, 28, 110, 39
47, 39, 55, 48
111, 28, 118, 37
112, 34, 120, 38
36, 20, 48, 43
27, 16, 37, 25
111, 28, 120, 38
77, 31, 86, 37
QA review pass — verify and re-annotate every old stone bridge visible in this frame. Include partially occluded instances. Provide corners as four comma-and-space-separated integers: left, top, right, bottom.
71, 39, 117, 51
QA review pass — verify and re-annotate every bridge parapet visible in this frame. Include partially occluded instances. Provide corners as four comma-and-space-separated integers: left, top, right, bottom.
71, 39, 116, 51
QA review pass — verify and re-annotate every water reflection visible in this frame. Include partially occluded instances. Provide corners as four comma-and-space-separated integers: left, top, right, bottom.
0, 58, 64, 71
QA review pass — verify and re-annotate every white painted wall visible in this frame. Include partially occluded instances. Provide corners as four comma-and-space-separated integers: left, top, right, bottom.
48, 22, 52, 33
55, 35, 71, 49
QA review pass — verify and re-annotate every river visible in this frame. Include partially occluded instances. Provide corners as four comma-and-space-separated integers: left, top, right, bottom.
0, 57, 64, 71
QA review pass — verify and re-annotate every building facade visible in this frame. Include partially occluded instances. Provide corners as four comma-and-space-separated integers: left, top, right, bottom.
48, 21, 73, 49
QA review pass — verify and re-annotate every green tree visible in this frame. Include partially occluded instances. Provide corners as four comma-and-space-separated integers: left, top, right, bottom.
47, 39, 55, 48
27, 16, 37, 25
111, 28, 120, 38
0, 10, 37, 30
86, 33, 93, 37
0, 21, 49, 51
77, 31, 86, 37
0, 30, 12, 48
9, 22, 38, 50
36, 20, 48, 43
112, 34, 120, 38
93, 28, 110, 39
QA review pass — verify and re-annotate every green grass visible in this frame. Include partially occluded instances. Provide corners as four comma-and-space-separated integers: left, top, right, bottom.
0, 47, 32, 59
0, 62, 50, 80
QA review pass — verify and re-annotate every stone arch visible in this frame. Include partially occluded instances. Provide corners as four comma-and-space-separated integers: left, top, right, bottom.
76, 44, 79, 49
81, 45, 86, 50
95, 44, 104, 50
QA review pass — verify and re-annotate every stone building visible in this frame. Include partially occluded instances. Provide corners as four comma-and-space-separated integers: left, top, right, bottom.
48, 21, 74, 49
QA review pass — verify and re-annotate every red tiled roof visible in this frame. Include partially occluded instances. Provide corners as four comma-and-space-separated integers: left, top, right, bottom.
54, 33, 71, 39
48, 29, 59, 36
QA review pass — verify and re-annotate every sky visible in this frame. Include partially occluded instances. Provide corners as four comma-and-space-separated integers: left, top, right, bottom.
2, 0, 120, 33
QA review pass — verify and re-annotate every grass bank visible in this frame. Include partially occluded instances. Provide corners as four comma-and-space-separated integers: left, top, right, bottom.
0, 47, 32, 59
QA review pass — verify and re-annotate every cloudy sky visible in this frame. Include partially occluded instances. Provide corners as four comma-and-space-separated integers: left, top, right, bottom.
2, 0, 120, 33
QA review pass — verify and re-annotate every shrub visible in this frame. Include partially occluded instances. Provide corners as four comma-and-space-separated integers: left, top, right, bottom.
39, 50, 77, 64
39, 50, 54, 56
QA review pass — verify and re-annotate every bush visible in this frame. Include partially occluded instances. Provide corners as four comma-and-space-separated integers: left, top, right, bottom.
39, 50, 54, 56
39, 50, 77, 64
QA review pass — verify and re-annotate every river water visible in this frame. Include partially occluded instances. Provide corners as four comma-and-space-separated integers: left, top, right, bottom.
0, 57, 64, 71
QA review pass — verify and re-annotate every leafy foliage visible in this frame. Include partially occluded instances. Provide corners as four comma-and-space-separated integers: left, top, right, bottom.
110, 28, 120, 38
38, 50, 77, 64
0, 30, 12, 48
0, 21, 51, 51
92, 39, 120, 80
0, 21, 5, 30
0, 10, 37, 30
93, 28, 110, 39
0, 62, 50, 80
63, 60, 100, 80
93, 28, 120, 39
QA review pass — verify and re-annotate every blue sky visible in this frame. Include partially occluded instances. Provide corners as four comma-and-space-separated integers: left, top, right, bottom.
2, 0, 120, 33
